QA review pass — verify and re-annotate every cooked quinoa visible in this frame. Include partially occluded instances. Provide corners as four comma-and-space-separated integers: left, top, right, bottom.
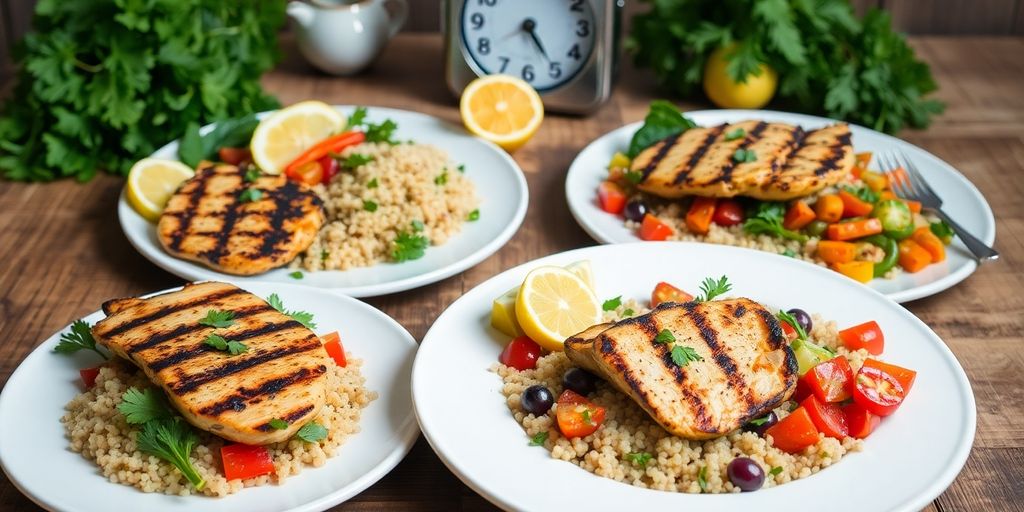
293, 142, 478, 271
496, 305, 870, 493
62, 356, 376, 497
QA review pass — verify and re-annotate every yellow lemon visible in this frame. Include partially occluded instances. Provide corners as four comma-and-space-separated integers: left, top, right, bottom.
515, 266, 601, 352
250, 100, 345, 174
703, 46, 778, 109
490, 260, 596, 338
460, 75, 544, 152
126, 158, 194, 222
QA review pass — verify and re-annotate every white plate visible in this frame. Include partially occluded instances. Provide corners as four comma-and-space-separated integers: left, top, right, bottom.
0, 282, 419, 512
565, 109, 997, 303
413, 242, 975, 512
121, 106, 528, 298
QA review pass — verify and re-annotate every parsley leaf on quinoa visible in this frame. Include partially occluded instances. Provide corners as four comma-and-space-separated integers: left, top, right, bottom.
392, 231, 429, 262
529, 432, 548, 446
296, 421, 328, 443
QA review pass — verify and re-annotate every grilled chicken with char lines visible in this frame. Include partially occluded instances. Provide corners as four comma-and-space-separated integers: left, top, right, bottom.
564, 298, 797, 440
91, 281, 330, 445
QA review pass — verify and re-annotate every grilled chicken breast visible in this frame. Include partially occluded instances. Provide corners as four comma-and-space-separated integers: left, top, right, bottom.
631, 121, 853, 201
92, 281, 330, 445
158, 164, 324, 276
565, 299, 798, 440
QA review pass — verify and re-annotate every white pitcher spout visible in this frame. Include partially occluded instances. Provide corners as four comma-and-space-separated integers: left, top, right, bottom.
286, 1, 315, 28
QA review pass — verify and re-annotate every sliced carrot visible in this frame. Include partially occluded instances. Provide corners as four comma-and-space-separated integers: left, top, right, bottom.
838, 190, 874, 218
880, 190, 896, 201
826, 218, 883, 241
817, 240, 857, 264
783, 201, 816, 230
815, 194, 844, 223
911, 226, 945, 262
685, 197, 717, 235
898, 239, 933, 272
831, 261, 874, 283
902, 199, 922, 213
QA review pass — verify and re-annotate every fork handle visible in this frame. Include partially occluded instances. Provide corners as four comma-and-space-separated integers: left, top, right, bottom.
930, 208, 999, 262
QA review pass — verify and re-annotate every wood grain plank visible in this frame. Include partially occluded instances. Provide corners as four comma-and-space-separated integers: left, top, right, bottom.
885, 0, 1018, 34
4, 0, 30, 42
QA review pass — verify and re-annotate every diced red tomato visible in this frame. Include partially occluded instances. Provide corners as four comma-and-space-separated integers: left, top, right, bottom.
862, 359, 916, 395
651, 281, 694, 307
286, 160, 323, 186
839, 321, 884, 355
780, 321, 798, 342
555, 389, 606, 438
685, 197, 717, 235
712, 199, 744, 226
765, 406, 819, 453
318, 154, 339, 184
79, 367, 101, 388
792, 376, 813, 403
218, 147, 252, 165
800, 395, 849, 439
853, 365, 905, 417
597, 181, 627, 215
639, 214, 673, 241
321, 331, 347, 368
499, 336, 543, 371
221, 444, 275, 481
801, 356, 854, 403
843, 402, 881, 439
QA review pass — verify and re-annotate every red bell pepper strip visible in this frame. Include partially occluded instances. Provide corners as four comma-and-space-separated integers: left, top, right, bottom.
285, 131, 365, 176
287, 161, 323, 186
321, 331, 347, 368
221, 444, 275, 481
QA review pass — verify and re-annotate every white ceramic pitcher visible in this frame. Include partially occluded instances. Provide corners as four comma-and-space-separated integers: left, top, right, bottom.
287, 0, 408, 75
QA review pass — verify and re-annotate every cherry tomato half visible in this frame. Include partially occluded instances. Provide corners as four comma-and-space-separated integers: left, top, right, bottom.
79, 367, 101, 388
712, 199, 745, 226
555, 389, 606, 438
853, 365, 905, 417
801, 355, 854, 403
499, 336, 543, 371
321, 331, 347, 368
800, 395, 849, 439
839, 321, 884, 355
318, 154, 339, 184
639, 214, 673, 241
843, 402, 881, 439
651, 281, 694, 307
218, 147, 252, 166
597, 181, 627, 215
861, 359, 916, 395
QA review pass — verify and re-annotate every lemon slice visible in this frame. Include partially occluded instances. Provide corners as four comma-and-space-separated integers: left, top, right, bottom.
460, 75, 544, 152
515, 266, 601, 351
126, 158, 194, 222
250, 100, 346, 174
491, 260, 595, 338
564, 260, 595, 291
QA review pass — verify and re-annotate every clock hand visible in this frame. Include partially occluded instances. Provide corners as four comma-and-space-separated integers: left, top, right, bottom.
520, 18, 550, 62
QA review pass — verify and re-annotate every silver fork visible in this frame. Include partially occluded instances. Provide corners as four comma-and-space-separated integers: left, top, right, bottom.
878, 150, 998, 262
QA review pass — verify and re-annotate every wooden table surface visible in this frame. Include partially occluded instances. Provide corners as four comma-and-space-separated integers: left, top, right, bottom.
1, 34, 1022, 511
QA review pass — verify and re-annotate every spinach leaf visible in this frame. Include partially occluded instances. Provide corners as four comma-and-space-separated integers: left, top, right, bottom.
627, 100, 698, 158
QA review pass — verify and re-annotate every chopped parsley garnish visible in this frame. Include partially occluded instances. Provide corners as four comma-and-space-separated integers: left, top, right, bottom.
204, 334, 248, 355
238, 188, 262, 203
725, 127, 746, 141
118, 388, 203, 490
118, 388, 173, 425
602, 296, 622, 311
467, 209, 480, 221
582, 409, 593, 425
529, 431, 548, 446
346, 107, 368, 127
654, 329, 676, 344
769, 466, 783, 476
434, 171, 448, 185
457, 164, 466, 173
363, 200, 378, 212
366, 177, 379, 189
821, 451, 830, 458
267, 293, 317, 330
776, 310, 808, 340
411, 220, 425, 232
54, 319, 108, 360
748, 414, 773, 426
268, 418, 289, 430
625, 452, 653, 467
295, 421, 328, 443
670, 345, 704, 367
696, 275, 731, 302
341, 153, 374, 169
321, 249, 330, 261
244, 168, 261, 183
346, 106, 399, 144
392, 231, 429, 262
624, 170, 644, 185
623, 308, 635, 317
732, 148, 757, 163
697, 465, 708, 492
743, 202, 808, 242
289, 271, 304, 279
199, 310, 235, 328
782, 249, 797, 258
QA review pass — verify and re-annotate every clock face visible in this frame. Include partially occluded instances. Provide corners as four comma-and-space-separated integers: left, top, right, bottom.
460, 0, 597, 92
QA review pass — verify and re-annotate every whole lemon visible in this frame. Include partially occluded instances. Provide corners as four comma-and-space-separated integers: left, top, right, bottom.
702, 46, 778, 109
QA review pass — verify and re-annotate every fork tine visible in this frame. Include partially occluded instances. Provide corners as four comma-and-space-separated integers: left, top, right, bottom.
897, 149, 938, 198
880, 152, 909, 198
893, 152, 924, 199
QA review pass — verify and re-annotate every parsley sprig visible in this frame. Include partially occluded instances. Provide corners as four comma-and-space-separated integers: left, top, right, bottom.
695, 275, 732, 302
340, 153, 374, 169
603, 296, 623, 311
199, 310, 235, 329
625, 451, 653, 468
743, 202, 808, 242
267, 293, 317, 330
54, 320, 108, 360
118, 387, 204, 490
204, 334, 248, 355
295, 421, 328, 443
654, 329, 704, 368
392, 231, 430, 262
346, 107, 399, 144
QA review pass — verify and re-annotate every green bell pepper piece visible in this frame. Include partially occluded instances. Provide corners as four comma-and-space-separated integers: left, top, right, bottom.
863, 234, 898, 277
871, 200, 914, 240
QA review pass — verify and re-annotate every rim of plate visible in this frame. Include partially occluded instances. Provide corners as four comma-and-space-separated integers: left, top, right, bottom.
412, 242, 976, 512
0, 281, 420, 512
565, 109, 996, 303
119, 105, 529, 298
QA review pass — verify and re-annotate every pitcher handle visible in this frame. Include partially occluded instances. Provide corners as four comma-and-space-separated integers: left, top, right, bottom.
384, 0, 409, 38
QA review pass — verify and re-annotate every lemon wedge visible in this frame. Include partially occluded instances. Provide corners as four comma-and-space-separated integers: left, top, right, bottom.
250, 100, 345, 174
126, 158, 194, 222
491, 260, 595, 338
459, 75, 543, 152
515, 266, 601, 351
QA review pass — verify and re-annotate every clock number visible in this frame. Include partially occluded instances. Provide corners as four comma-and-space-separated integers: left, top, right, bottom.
522, 64, 535, 83
570, 0, 584, 12
498, 56, 510, 73
568, 44, 581, 61
477, 0, 496, 5
477, 38, 490, 55
549, 62, 562, 79
470, 12, 484, 29
576, 20, 590, 37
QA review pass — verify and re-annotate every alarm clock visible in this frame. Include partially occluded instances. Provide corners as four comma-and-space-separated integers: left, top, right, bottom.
443, 0, 623, 114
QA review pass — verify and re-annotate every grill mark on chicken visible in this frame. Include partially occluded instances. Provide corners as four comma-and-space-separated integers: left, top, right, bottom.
258, 182, 321, 257
811, 132, 853, 177
254, 405, 317, 432
124, 308, 288, 355
199, 168, 247, 264
143, 308, 280, 372
682, 302, 757, 415
197, 366, 327, 416
641, 133, 681, 181
733, 304, 747, 318
671, 125, 726, 185
753, 307, 788, 349
707, 121, 768, 186
167, 166, 215, 252
99, 288, 246, 336
170, 340, 322, 395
